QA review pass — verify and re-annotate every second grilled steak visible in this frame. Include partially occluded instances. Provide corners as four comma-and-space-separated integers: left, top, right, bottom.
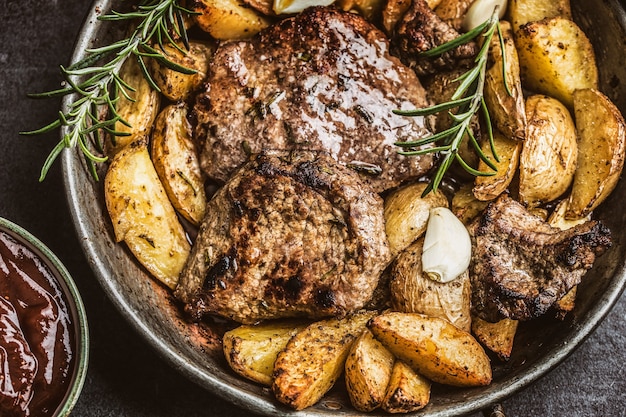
174, 150, 392, 323
193, 7, 435, 193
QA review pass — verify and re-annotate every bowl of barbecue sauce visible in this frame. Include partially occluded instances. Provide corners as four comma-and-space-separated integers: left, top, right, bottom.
0, 217, 88, 417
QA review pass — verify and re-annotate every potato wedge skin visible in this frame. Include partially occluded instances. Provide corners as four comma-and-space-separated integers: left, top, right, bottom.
471, 316, 518, 361
384, 182, 449, 257
149, 41, 214, 102
345, 329, 395, 412
484, 20, 526, 142
566, 88, 626, 219
519, 94, 578, 207
451, 183, 488, 225
104, 141, 190, 289
193, 0, 270, 40
151, 104, 207, 226
272, 311, 376, 410
390, 238, 472, 332
473, 129, 522, 201
507, 0, 572, 29
223, 320, 308, 386
515, 17, 598, 108
368, 312, 492, 387
381, 361, 431, 414
108, 58, 160, 155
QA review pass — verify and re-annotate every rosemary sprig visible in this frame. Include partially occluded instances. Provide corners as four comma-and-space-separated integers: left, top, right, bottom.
21, 0, 196, 181
395, 9, 508, 196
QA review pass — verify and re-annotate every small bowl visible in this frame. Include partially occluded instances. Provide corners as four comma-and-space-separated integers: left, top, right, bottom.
0, 217, 89, 417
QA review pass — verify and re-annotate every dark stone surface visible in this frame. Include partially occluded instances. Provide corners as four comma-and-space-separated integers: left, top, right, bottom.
0, 1, 625, 416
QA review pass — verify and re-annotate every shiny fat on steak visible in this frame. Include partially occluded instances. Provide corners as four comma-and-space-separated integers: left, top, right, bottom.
174, 150, 392, 324
192, 7, 435, 193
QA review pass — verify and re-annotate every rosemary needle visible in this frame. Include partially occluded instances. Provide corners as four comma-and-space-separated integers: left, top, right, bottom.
21, 0, 196, 182
395, 8, 508, 196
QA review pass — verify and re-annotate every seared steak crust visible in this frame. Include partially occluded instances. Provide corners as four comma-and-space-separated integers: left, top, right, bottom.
469, 195, 611, 322
392, 0, 478, 76
174, 150, 391, 323
193, 7, 435, 193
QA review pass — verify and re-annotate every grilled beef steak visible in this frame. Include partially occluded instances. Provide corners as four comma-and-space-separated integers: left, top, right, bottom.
469, 195, 611, 322
392, 0, 478, 76
192, 7, 435, 193
174, 150, 392, 323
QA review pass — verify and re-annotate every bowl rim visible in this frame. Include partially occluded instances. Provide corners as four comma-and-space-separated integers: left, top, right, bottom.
61, 1, 626, 415
0, 216, 90, 417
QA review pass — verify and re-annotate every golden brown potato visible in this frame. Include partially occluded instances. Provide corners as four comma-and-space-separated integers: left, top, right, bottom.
382, 0, 443, 33
484, 20, 526, 142
381, 361, 431, 414
471, 316, 518, 361
151, 104, 207, 226
434, 0, 475, 30
515, 17, 598, 108
383, 182, 449, 257
337, 0, 386, 22
193, 0, 270, 40
222, 320, 308, 386
390, 238, 472, 332
241, 0, 274, 15
519, 95, 578, 207
149, 41, 214, 102
566, 88, 626, 219
104, 140, 190, 289
344, 329, 395, 412
108, 57, 161, 155
272, 311, 376, 410
451, 183, 488, 224
473, 129, 522, 201
508, 0, 571, 29
369, 312, 492, 387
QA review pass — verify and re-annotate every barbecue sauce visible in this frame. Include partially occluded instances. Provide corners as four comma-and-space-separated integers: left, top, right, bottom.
0, 230, 75, 417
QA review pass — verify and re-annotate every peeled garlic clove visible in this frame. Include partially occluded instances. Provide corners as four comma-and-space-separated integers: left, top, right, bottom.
462, 0, 507, 31
422, 207, 472, 283
273, 0, 335, 14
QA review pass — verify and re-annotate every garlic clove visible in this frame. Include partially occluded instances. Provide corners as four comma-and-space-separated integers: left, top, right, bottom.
421, 207, 472, 283
273, 0, 335, 14
462, 0, 508, 32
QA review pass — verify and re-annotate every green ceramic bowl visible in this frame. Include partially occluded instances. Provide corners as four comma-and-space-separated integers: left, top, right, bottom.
0, 217, 89, 417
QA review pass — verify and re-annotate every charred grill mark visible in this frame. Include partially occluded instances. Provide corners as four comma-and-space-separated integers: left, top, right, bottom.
315, 288, 336, 308
204, 248, 238, 290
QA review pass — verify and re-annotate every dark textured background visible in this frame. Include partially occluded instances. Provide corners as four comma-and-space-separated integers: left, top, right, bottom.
1, 1, 625, 416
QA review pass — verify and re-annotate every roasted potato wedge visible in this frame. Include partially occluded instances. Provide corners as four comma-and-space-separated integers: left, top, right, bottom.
223, 320, 308, 386
515, 17, 598, 108
484, 20, 526, 142
369, 312, 492, 387
508, 0, 571, 29
451, 183, 488, 225
241, 0, 274, 15
381, 361, 431, 414
519, 94, 578, 207
473, 129, 522, 201
272, 311, 376, 410
108, 57, 161, 155
565, 88, 626, 219
151, 104, 207, 226
434, 0, 475, 31
471, 316, 518, 361
193, 0, 270, 40
384, 182, 449, 257
337, 0, 386, 22
390, 238, 472, 332
104, 140, 190, 289
382, 0, 443, 33
345, 329, 395, 412
149, 41, 214, 102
